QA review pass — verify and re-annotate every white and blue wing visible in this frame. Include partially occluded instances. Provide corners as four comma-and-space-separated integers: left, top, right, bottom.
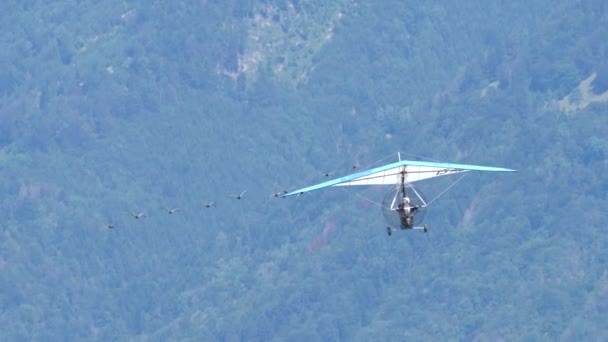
282, 160, 516, 197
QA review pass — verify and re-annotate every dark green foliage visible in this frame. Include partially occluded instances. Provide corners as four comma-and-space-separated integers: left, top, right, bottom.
1, 0, 607, 340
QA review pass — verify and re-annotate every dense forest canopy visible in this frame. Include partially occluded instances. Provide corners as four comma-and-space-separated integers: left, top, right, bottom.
1, 0, 607, 340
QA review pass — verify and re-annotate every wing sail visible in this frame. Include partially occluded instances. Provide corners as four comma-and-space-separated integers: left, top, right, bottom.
334, 164, 468, 186
282, 159, 516, 197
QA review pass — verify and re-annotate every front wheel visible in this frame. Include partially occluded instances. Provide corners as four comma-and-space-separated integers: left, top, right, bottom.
406, 216, 414, 228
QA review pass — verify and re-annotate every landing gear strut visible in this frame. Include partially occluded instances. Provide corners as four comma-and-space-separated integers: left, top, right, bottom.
386, 225, 428, 236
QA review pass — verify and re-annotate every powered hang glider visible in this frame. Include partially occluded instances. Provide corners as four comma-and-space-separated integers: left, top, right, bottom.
282, 155, 516, 235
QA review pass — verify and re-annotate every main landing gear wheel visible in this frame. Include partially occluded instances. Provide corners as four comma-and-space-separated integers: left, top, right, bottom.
423, 225, 428, 233
387, 227, 392, 236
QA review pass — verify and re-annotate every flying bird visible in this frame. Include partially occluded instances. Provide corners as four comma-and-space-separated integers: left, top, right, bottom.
165, 208, 180, 214
106, 224, 115, 229
271, 191, 283, 197
203, 201, 216, 208
130, 212, 145, 219
323, 171, 335, 177
229, 191, 246, 200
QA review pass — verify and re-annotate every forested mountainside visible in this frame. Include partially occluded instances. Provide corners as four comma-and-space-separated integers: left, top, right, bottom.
1, 0, 607, 340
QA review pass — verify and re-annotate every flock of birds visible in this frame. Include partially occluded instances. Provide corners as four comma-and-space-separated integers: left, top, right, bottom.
105, 191, 250, 229
104, 165, 362, 230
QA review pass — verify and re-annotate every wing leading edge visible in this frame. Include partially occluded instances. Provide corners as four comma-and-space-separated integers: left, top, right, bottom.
282, 159, 516, 197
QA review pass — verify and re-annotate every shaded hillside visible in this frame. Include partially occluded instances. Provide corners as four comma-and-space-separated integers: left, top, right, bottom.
0, 0, 607, 340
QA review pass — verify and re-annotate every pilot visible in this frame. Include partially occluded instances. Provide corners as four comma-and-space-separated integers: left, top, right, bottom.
396, 197, 419, 228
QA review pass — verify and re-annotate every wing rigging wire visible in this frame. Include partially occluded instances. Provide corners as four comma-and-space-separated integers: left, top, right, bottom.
366, 152, 405, 169
425, 172, 469, 206
358, 151, 440, 172
409, 183, 428, 207
328, 175, 394, 211
355, 193, 387, 209
395, 151, 442, 163
334, 167, 469, 210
